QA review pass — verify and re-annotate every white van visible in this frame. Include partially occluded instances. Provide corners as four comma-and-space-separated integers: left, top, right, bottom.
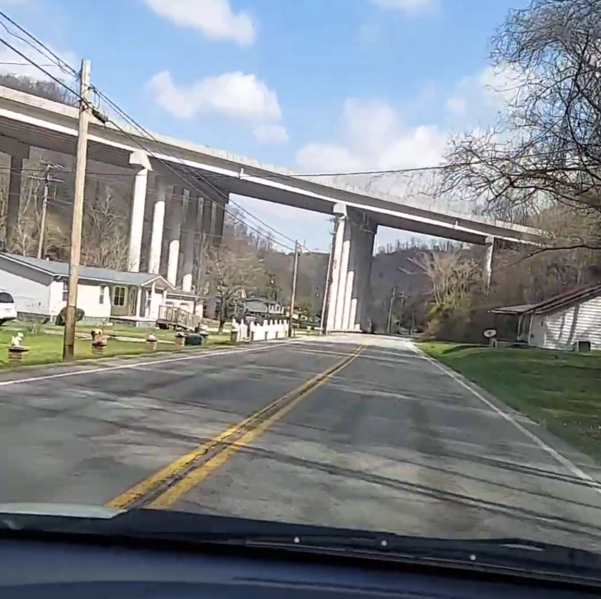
0, 290, 17, 325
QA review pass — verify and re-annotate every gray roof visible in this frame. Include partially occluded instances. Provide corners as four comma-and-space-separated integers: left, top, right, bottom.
0, 253, 174, 288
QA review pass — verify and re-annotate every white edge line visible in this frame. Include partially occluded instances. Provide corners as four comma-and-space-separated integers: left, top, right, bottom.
409, 341, 601, 496
0, 340, 303, 388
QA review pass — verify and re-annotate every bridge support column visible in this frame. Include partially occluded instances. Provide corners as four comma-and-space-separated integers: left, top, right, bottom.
148, 177, 168, 274
340, 208, 375, 332
213, 198, 226, 247
350, 226, 365, 331
333, 215, 352, 331
166, 186, 184, 286
360, 225, 376, 331
341, 213, 362, 331
181, 193, 199, 292
199, 198, 216, 316
128, 151, 152, 272
325, 206, 346, 333
201, 197, 213, 249
484, 236, 494, 293
1, 139, 30, 250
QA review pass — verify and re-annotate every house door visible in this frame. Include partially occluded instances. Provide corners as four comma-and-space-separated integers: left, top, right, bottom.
140, 288, 149, 317
128, 287, 138, 316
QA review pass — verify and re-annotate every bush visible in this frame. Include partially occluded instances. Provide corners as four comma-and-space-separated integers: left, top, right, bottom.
55, 307, 85, 326
428, 308, 500, 344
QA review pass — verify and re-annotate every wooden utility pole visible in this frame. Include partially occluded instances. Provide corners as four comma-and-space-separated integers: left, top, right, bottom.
387, 285, 396, 335
63, 59, 91, 361
36, 162, 62, 259
288, 241, 300, 338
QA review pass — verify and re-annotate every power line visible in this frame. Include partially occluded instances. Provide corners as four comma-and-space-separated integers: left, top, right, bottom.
44, 195, 289, 245
0, 16, 387, 244
0, 15, 419, 181
0, 61, 57, 67
0, 22, 303, 253
0, 9, 589, 190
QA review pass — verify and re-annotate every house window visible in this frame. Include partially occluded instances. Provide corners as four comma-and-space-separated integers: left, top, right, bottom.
62, 282, 68, 302
113, 286, 126, 307
99, 286, 105, 305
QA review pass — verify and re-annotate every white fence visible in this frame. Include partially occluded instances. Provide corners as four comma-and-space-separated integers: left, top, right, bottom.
231, 318, 289, 342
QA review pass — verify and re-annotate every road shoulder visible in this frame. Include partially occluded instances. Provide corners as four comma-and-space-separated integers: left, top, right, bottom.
0, 339, 300, 387
413, 341, 601, 485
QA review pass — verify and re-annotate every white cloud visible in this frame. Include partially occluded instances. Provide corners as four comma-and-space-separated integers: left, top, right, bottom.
252, 123, 289, 144
370, 0, 439, 15
446, 65, 526, 119
296, 98, 448, 173
294, 65, 519, 216
148, 70, 288, 143
445, 95, 466, 116
143, 0, 255, 46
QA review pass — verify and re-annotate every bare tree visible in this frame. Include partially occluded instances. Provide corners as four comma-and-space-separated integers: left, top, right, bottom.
439, 0, 601, 248
412, 251, 483, 312
81, 184, 129, 269
0, 74, 77, 105
206, 240, 266, 331
5, 165, 45, 255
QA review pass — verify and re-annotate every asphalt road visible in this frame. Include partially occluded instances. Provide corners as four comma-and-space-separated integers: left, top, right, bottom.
1, 335, 601, 551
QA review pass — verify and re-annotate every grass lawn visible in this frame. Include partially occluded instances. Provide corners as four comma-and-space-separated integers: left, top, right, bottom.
418, 341, 601, 462
0, 328, 232, 369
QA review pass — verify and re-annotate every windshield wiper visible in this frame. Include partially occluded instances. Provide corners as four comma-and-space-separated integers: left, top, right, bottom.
0, 506, 600, 580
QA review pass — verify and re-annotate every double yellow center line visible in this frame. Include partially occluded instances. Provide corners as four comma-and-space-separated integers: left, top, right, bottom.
106, 343, 365, 510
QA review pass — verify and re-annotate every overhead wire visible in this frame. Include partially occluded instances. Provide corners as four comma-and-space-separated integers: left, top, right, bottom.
0, 15, 306, 249
0, 12, 401, 243
0, 13, 436, 247
0, 18, 303, 253
0, 10, 590, 189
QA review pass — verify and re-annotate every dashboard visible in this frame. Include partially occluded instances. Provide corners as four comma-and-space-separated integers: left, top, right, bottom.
0, 536, 599, 598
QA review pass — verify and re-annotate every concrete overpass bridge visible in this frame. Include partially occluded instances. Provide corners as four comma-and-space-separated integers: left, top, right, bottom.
0, 85, 544, 332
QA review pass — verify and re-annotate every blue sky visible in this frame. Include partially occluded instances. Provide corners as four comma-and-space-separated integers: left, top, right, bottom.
0, 0, 530, 251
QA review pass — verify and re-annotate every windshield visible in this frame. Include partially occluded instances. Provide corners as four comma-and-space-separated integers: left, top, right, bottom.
1, 0, 601, 584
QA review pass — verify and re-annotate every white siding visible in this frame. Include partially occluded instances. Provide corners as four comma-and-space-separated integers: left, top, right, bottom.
48, 280, 65, 316
0, 258, 52, 314
536, 296, 601, 350
50, 280, 112, 319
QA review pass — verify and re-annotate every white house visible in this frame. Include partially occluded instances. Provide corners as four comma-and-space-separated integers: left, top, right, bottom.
491, 284, 601, 351
0, 253, 176, 326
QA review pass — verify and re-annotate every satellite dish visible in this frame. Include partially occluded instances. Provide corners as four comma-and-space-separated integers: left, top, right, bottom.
484, 329, 497, 338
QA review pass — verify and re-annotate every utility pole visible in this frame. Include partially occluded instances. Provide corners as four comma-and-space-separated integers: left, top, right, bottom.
37, 172, 48, 259
288, 241, 300, 338
387, 285, 396, 335
36, 162, 62, 259
320, 231, 334, 335
63, 59, 91, 361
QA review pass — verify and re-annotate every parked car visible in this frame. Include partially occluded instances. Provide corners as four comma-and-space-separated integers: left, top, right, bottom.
0, 290, 17, 325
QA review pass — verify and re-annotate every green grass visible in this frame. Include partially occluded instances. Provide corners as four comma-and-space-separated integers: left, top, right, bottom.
418, 341, 601, 462
0, 328, 232, 369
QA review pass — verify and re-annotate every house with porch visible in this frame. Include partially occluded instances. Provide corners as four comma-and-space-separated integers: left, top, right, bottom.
490, 283, 601, 351
0, 253, 177, 326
